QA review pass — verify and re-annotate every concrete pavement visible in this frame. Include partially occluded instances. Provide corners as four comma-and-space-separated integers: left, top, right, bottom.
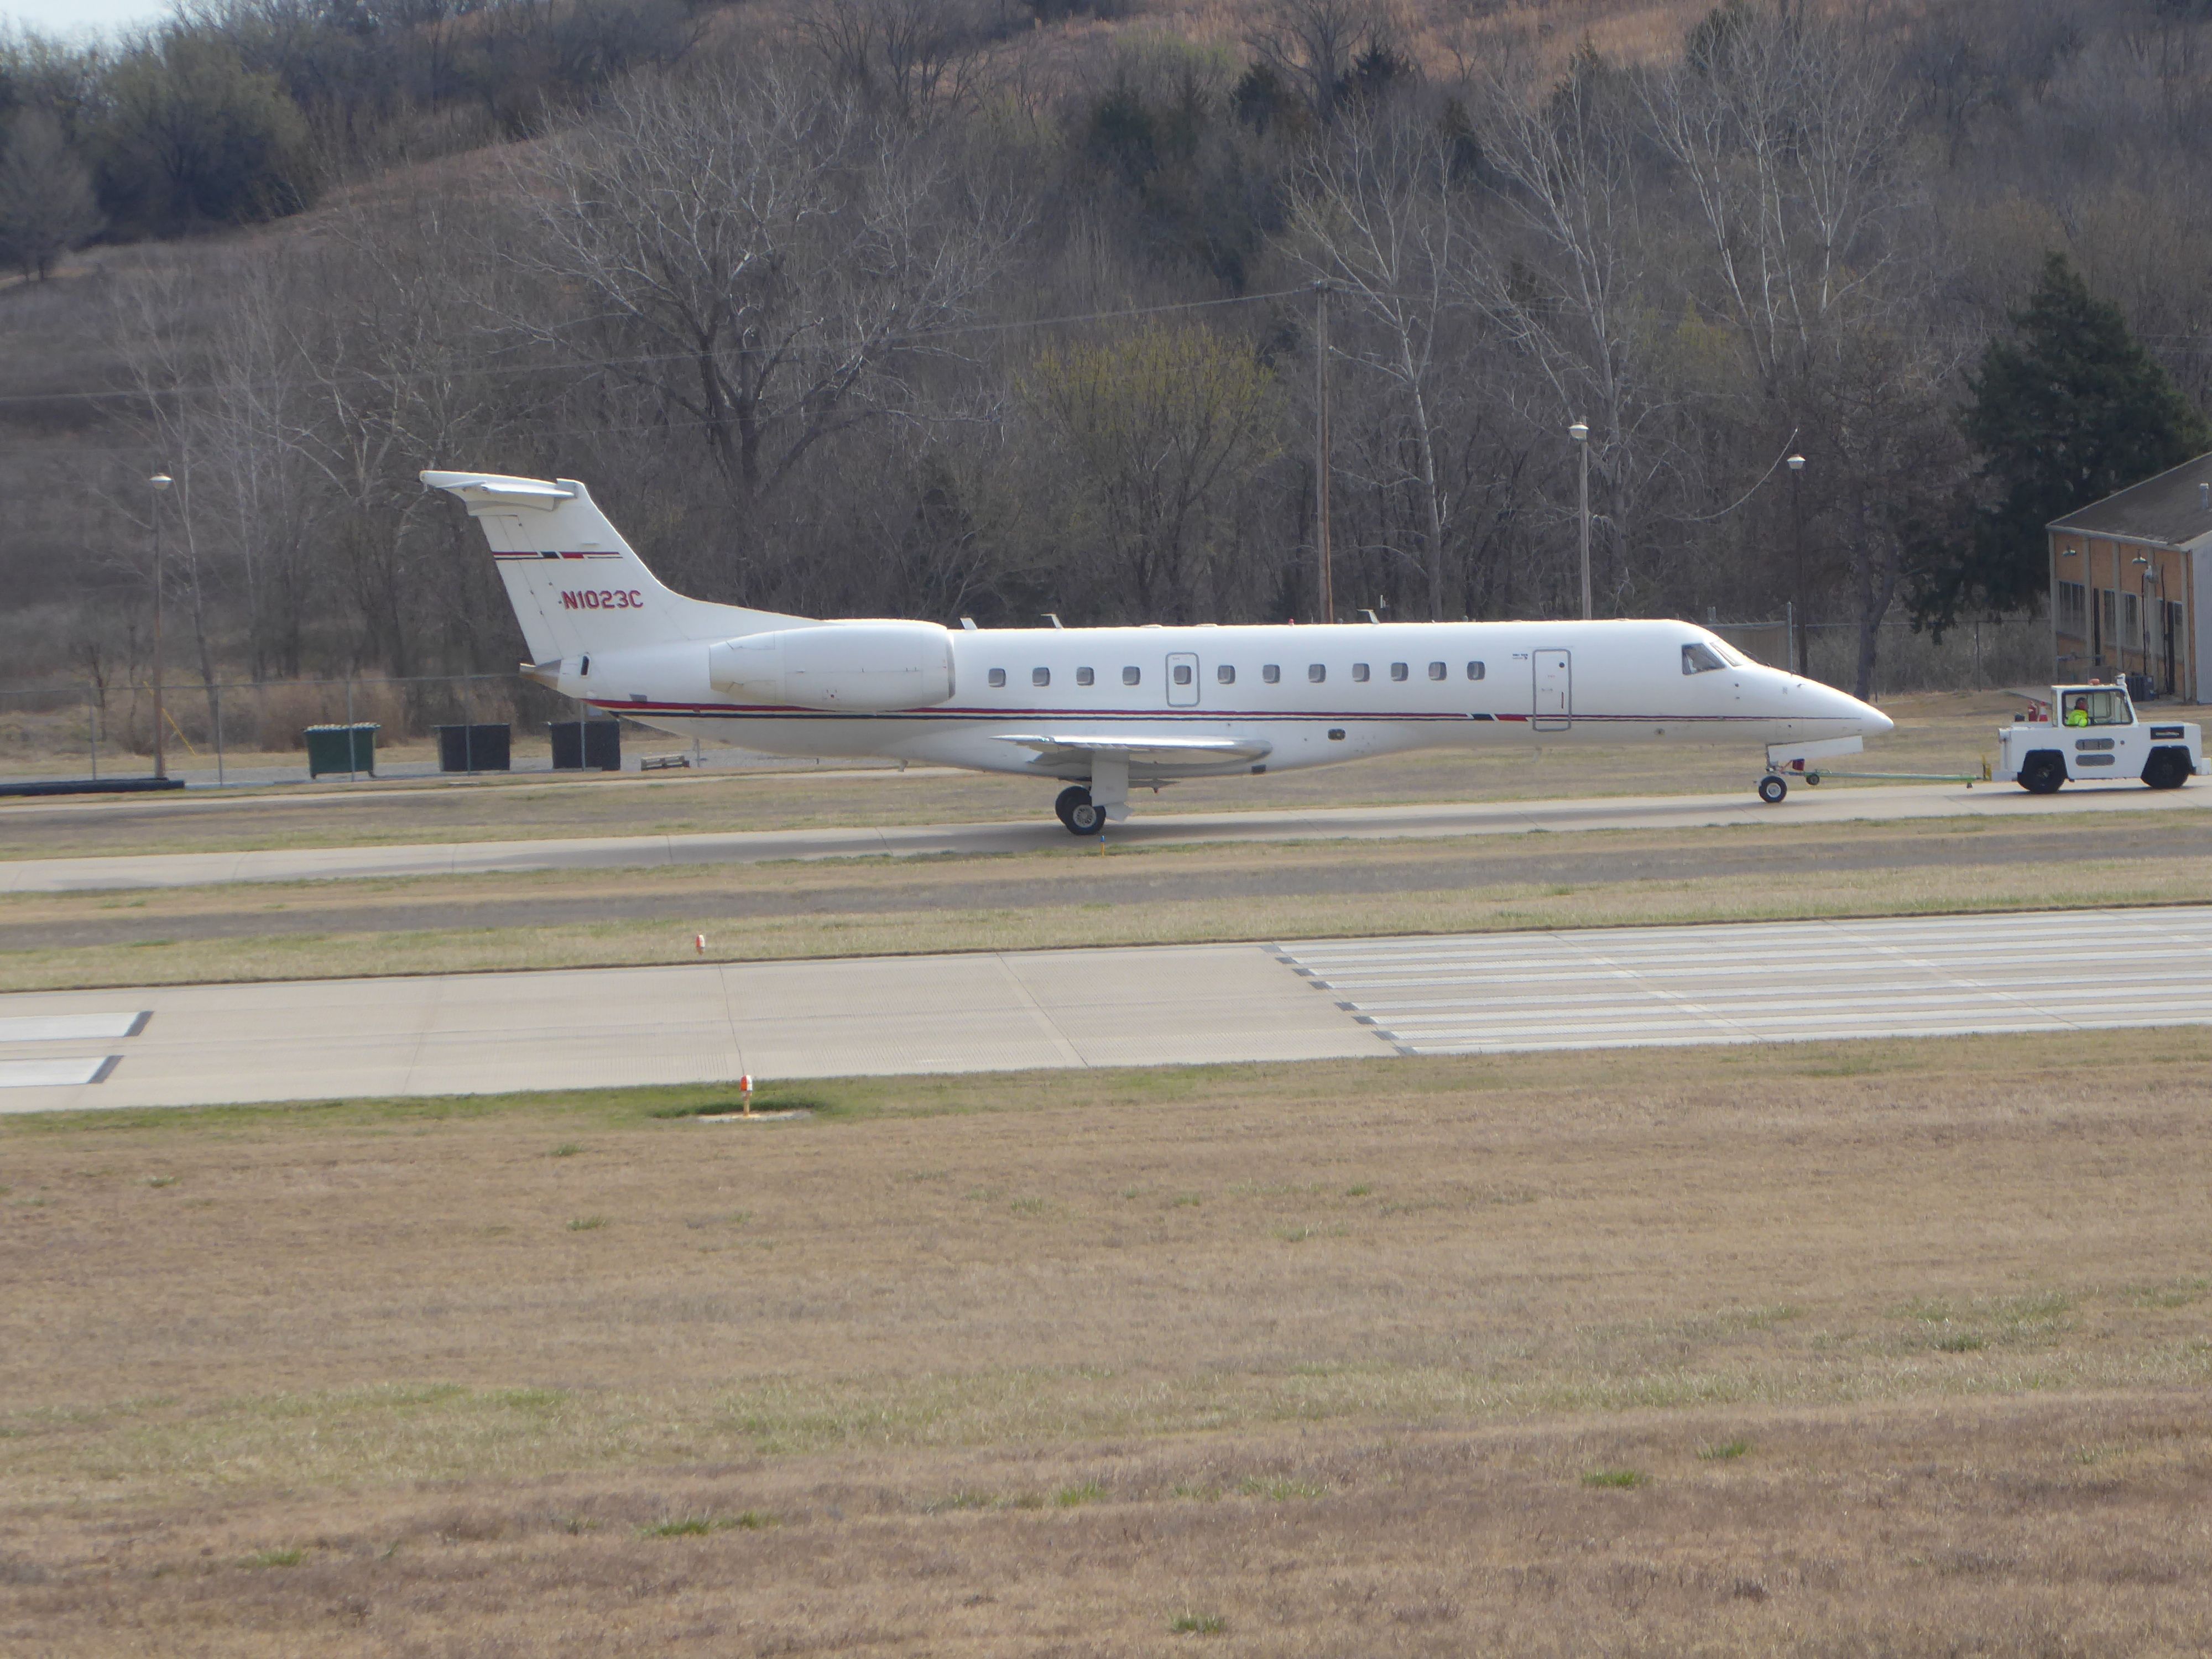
0, 942, 1389, 1112
8, 905, 2212, 1112
5, 778, 2210, 895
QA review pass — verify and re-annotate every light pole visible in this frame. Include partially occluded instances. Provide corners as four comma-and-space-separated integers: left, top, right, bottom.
1569, 420, 1590, 619
2134, 553, 2153, 691
1313, 280, 1335, 625
148, 472, 173, 780
1786, 453, 1806, 675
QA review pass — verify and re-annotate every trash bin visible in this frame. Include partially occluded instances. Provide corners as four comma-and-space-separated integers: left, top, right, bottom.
304, 723, 379, 778
550, 719, 622, 771
435, 722, 512, 773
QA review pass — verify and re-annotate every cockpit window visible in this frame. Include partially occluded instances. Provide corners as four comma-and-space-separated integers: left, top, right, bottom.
1681, 641, 1728, 675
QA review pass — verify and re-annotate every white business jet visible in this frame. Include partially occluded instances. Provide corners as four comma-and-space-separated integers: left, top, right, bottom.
425, 470, 1891, 832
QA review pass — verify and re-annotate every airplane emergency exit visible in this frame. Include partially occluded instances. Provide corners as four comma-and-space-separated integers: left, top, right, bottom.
423, 469, 1893, 833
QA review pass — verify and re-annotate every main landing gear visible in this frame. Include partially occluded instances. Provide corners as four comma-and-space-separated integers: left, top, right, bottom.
1055, 785, 1106, 836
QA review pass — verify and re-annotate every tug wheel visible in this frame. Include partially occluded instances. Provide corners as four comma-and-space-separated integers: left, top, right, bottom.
2018, 752, 2066, 795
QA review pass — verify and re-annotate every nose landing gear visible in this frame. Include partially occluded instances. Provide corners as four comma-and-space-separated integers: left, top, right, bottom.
1055, 785, 1105, 836
1757, 773, 1789, 805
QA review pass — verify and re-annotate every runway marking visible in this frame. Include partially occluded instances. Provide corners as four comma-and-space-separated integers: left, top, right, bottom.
0, 1011, 149, 1042
1276, 908, 2212, 1055
0, 1056, 119, 1088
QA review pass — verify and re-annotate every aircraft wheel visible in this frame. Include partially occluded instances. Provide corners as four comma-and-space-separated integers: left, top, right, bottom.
1757, 774, 1788, 805
1066, 795, 1107, 836
1053, 785, 1088, 828
2018, 752, 2066, 795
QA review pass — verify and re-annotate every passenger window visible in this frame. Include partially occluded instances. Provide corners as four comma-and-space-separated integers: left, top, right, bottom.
988, 668, 1006, 688
1263, 665, 1280, 684
1076, 666, 1094, 687
1032, 667, 1050, 687
1172, 662, 1193, 686
1682, 642, 1727, 675
1308, 664, 1326, 683
1428, 661, 1446, 680
1352, 663, 1370, 682
1122, 666, 1140, 686
1217, 664, 1235, 685
1466, 661, 1485, 680
1390, 662, 1408, 682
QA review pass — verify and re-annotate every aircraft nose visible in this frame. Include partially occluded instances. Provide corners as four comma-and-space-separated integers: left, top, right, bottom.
1830, 685, 1892, 735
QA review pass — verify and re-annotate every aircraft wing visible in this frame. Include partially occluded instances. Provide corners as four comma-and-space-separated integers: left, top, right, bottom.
994, 732, 1273, 769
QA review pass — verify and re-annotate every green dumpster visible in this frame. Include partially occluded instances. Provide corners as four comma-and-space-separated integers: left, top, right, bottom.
304, 723, 379, 778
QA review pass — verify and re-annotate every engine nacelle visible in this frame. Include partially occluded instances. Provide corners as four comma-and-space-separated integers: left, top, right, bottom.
706, 621, 956, 712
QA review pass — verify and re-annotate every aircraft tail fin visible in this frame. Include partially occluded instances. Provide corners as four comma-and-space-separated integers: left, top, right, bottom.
422, 471, 801, 664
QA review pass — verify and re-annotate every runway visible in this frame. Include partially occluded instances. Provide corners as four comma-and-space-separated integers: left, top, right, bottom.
4, 777, 2210, 894
8, 905, 2212, 1112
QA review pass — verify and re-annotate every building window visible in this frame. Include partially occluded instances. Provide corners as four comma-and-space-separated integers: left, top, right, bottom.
1032, 667, 1050, 687
1308, 664, 1326, 682
1352, 662, 1370, 682
2057, 581, 2087, 638
2121, 591, 2142, 650
1217, 664, 1235, 684
1466, 661, 1485, 680
988, 668, 1006, 687
1263, 665, 1280, 684
1076, 666, 1094, 686
1428, 661, 1446, 680
1122, 666, 1140, 686
1390, 662, 1409, 681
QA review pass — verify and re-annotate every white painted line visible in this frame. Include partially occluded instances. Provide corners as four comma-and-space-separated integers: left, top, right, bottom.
0, 1012, 149, 1043
0, 1056, 119, 1087
1277, 906, 2212, 1055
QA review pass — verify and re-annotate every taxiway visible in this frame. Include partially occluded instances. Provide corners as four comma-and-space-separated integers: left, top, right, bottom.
7, 905, 2211, 1112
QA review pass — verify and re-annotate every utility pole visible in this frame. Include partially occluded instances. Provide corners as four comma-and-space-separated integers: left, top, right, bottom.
1787, 452, 1806, 675
1568, 420, 1590, 619
149, 472, 173, 780
1313, 280, 1334, 625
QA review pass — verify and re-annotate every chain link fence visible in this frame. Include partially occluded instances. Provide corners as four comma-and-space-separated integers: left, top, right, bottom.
0, 618, 2069, 787
0, 674, 691, 786
1710, 614, 2054, 696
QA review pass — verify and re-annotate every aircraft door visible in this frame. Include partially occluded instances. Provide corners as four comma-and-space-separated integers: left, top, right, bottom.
1532, 649, 1571, 732
1166, 651, 1200, 707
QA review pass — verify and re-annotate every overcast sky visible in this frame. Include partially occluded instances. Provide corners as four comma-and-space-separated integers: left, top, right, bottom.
2, 0, 168, 41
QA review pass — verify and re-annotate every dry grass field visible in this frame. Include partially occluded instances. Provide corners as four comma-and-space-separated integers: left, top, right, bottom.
0, 691, 2047, 862
4, 811, 2210, 993
3, 1035, 2210, 1654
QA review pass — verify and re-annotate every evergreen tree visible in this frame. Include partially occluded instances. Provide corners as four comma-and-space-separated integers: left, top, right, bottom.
1915, 253, 2210, 631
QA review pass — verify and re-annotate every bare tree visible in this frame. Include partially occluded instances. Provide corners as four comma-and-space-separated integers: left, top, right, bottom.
1469, 44, 1665, 611
1289, 108, 1479, 619
1645, 7, 1935, 692
1247, 0, 1396, 128
503, 65, 1019, 594
0, 109, 100, 280
795, 0, 992, 126
1022, 325, 1284, 623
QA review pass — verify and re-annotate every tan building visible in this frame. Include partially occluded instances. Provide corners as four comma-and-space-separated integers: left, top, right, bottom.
2047, 453, 2212, 700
